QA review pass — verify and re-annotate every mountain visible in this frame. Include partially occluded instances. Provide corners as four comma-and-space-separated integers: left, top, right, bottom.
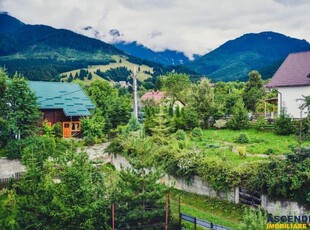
186, 32, 310, 81
114, 41, 192, 66
0, 13, 125, 80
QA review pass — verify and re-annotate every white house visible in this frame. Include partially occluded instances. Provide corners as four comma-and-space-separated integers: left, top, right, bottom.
267, 51, 310, 119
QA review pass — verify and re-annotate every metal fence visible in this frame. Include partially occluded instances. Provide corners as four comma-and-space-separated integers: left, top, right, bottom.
180, 213, 231, 230
0, 172, 23, 190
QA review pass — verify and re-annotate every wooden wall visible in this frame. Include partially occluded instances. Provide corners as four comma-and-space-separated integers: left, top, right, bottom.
41, 109, 80, 125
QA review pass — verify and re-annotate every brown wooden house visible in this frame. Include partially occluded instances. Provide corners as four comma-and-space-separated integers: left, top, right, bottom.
29, 81, 95, 138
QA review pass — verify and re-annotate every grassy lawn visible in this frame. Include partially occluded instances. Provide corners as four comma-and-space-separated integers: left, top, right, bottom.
195, 129, 307, 155
61, 55, 153, 83
170, 189, 245, 230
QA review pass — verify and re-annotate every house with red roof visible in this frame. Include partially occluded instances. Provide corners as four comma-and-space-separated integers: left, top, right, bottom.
267, 51, 310, 118
141, 91, 166, 104
140, 91, 185, 110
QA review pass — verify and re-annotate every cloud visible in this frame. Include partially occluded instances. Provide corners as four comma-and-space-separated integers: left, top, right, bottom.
0, 0, 310, 58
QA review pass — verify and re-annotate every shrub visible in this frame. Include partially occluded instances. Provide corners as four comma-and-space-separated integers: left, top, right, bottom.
238, 209, 267, 230
264, 148, 274, 155
4, 139, 30, 159
237, 146, 246, 158
213, 119, 227, 129
228, 98, 249, 130
175, 129, 186, 140
254, 116, 268, 131
236, 133, 250, 144
191, 127, 203, 139
52, 122, 63, 138
274, 110, 296, 135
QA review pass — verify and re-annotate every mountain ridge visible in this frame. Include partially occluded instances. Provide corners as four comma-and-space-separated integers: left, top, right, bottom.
186, 31, 310, 81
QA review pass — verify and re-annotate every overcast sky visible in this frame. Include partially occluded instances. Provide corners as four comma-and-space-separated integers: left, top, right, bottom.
1, 0, 309, 58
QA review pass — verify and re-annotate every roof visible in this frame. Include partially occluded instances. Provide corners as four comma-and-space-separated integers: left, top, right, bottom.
267, 51, 310, 88
29, 81, 95, 117
141, 91, 165, 103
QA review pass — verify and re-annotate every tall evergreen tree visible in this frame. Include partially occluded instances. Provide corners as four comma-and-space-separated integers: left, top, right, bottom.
243, 70, 265, 112
228, 98, 249, 130
113, 167, 168, 230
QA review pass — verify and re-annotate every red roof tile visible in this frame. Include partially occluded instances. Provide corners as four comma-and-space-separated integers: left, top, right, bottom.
141, 91, 165, 103
267, 51, 310, 88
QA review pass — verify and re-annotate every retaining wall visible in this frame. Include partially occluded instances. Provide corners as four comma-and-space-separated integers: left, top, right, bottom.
111, 154, 309, 215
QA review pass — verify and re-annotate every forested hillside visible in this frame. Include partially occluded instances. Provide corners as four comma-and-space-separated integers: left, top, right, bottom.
0, 13, 122, 80
186, 31, 310, 81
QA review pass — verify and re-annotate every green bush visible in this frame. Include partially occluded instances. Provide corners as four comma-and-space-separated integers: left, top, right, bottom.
254, 116, 268, 131
191, 127, 203, 139
264, 148, 274, 155
175, 129, 186, 140
236, 133, 250, 144
4, 139, 30, 159
238, 209, 267, 230
274, 110, 296, 135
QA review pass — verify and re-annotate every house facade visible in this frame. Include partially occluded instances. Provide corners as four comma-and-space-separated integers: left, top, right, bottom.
267, 51, 310, 119
29, 81, 95, 137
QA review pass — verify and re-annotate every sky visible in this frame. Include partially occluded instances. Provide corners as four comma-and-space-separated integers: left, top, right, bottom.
1, 0, 310, 58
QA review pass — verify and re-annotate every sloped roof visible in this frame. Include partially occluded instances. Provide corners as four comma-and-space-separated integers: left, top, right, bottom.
141, 91, 165, 103
29, 81, 95, 116
267, 51, 310, 88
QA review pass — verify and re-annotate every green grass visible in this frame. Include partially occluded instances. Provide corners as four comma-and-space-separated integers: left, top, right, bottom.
196, 129, 307, 155
62, 55, 153, 84
170, 189, 245, 230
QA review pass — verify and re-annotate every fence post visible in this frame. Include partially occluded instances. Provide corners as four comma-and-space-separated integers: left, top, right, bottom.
112, 203, 115, 230
211, 222, 213, 229
178, 196, 181, 229
194, 217, 197, 230
165, 195, 169, 230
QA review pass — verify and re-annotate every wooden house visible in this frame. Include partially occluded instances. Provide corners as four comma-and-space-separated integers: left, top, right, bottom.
29, 81, 95, 138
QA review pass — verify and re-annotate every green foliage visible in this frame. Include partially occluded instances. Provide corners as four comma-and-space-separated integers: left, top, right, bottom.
174, 129, 186, 140
243, 70, 265, 112
274, 109, 296, 135
81, 111, 105, 144
238, 209, 267, 230
249, 147, 310, 204
236, 133, 250, 144
0, 72, 41, 146
191, 127, 203, 139
127, 115, 141, 132
17, 149, 110, 229
188, 78, 219, 128
161, 73, 191, 102
197, 158, 232, 191
228, 98, 249, 130
0, 189, 18, 229
237, 146, 247, 158
254, 116, 268, 131
95, 66, 132, 82
113, 167, 169, 230
86, 80, 132, 132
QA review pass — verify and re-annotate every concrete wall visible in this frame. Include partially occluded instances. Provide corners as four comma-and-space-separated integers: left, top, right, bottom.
261, 195, 309, 216
111, 154, 309, 215
278, 86, 310, 118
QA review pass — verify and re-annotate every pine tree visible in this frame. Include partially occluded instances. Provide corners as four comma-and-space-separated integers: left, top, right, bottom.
113, 167, 169, 230
228, 98, 249, 130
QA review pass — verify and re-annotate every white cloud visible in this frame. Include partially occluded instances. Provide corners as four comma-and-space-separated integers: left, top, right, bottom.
1, 0, 310, 58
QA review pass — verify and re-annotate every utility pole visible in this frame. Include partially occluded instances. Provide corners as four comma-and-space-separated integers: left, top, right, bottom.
133, 66, 138, 119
